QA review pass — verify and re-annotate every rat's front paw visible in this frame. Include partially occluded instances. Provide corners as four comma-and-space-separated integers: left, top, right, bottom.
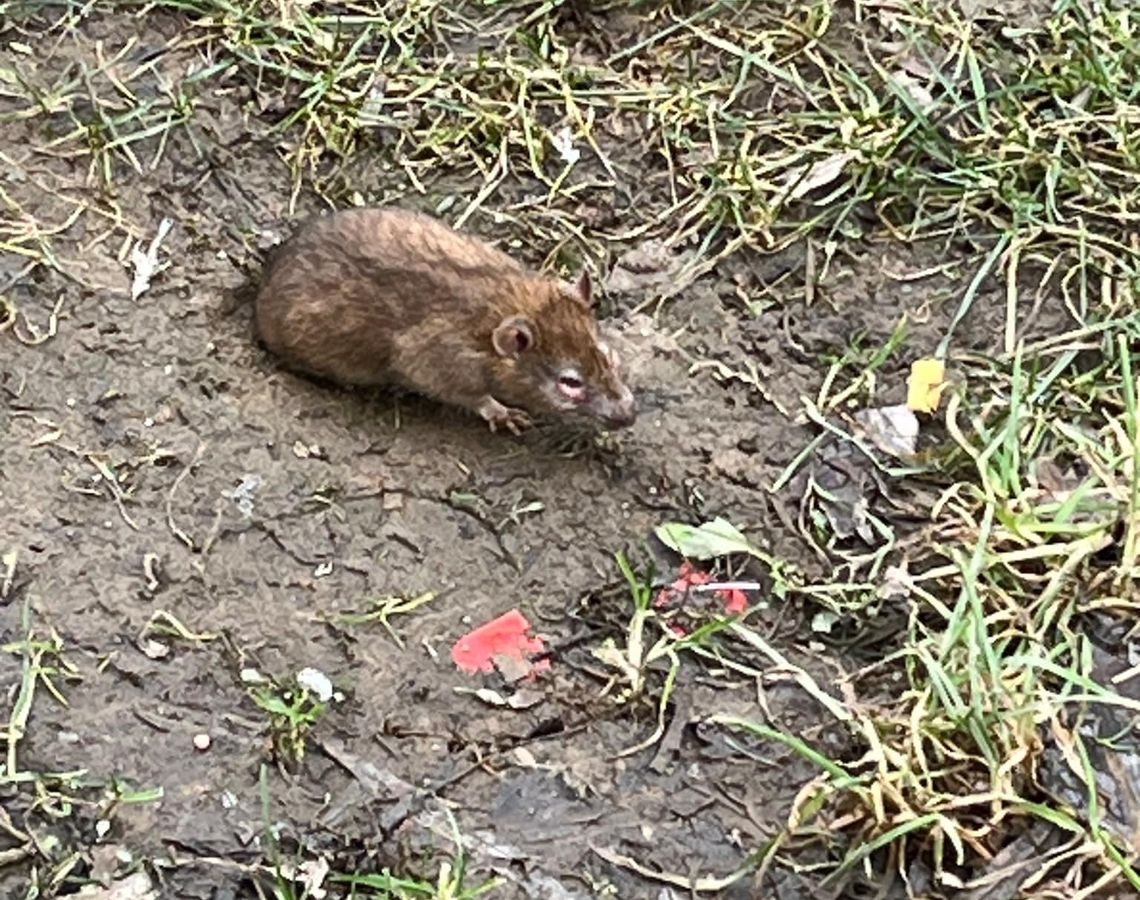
488, 407, 533, 435
477, 397, 533, 435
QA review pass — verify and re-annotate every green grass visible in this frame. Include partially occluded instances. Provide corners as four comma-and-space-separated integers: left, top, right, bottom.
258, 766, 503, 900
641, 319, 1140, 889
3, 0, 1140, 895
2, 599, 80, 785
245, 667, 332, 767
9, 2, 1140, 297
0, 599, 154, 896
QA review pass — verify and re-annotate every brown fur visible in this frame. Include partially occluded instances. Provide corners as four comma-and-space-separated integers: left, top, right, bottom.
254, 206, 637, 431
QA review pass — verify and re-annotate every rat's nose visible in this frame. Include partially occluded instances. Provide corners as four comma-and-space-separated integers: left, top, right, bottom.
606, 390, 638, 429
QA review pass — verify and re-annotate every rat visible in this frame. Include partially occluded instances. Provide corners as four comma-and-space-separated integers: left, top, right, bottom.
254, 206, 638, 434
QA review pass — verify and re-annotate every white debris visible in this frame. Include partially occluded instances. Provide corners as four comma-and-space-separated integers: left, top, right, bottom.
296, 667, 333, 702
129, 218, 174, 300
551, 126, 580, 165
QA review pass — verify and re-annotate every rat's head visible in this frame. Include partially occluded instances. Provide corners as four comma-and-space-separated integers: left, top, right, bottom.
490, 270, 637, 429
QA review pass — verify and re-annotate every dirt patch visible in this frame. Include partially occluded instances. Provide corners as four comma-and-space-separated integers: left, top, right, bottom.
0, 3, 1098, 899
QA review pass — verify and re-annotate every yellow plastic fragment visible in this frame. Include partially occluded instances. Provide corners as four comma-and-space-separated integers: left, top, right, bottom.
906, 357, 947, 413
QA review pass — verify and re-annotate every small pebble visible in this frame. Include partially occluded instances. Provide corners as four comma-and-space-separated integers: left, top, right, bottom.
193, 733, 211, 751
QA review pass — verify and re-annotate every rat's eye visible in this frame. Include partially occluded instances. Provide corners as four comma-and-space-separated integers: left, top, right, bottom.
556, 371, 587, 402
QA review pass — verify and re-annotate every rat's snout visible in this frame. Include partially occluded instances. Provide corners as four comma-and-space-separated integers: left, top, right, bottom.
599, 384, 638, 429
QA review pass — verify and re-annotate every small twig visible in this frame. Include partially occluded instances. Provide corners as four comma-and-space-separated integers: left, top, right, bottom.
87, 453, 139, 531
166, 442, 207, 550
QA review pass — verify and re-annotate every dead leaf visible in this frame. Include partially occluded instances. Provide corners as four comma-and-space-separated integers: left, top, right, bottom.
778, 150, 856, 203
890, 70, 937, 112
297, 858, 330, 899
853, 403, 919, 460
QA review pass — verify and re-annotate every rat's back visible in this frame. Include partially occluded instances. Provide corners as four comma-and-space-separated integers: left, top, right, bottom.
254, 206, 524, 386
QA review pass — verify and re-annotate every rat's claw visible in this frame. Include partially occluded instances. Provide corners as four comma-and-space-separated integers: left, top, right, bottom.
478, 397, 532, 434
495, 408, 532, 434
507, 410, 532, 434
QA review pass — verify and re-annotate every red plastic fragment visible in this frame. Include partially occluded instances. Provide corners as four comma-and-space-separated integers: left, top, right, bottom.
655, 561, 751, 616
720, 588, 749, 614
451, 609, 547, 678
656, 561, 712, 607
675, 561, 713, 589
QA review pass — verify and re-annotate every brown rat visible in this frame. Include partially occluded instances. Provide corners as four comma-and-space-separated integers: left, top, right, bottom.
254, 206, 637, 433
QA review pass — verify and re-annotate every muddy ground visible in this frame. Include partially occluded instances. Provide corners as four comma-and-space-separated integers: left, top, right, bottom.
0, 3, 1070, 899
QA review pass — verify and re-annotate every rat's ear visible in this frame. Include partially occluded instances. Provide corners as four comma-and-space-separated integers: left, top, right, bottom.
493, 316, 537, 358
559, 268, 594, 308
